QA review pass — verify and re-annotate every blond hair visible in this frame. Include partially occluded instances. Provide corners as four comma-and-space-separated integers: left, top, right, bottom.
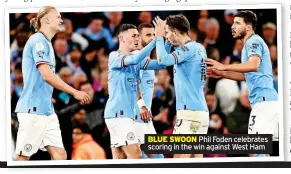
30, 6, 56, 32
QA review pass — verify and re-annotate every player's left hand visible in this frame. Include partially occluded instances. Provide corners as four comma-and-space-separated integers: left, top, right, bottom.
205, 58, 225, 71
153, 16, 166, 37
140, 106, 151, 122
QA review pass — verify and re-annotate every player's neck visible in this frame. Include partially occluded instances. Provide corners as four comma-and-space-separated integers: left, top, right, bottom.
242, 31, 255, 44
177, 35, 192, 46
119, 44, 131, 55
39, 28, 56, 41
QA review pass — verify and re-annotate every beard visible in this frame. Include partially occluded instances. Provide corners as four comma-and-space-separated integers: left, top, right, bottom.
141, 40, 151, 47
234, 28, 247, 40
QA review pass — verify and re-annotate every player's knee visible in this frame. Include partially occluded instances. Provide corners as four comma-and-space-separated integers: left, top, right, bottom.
112, 151, 126, 159
14, 154, 30, 161
51, 150, 67, 160
127, 152, 142, 159
124, 145, 142, 159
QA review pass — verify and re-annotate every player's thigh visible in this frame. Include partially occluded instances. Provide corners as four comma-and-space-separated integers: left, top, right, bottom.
173, 111, 209, 134
135, 122, 146, 145
105, 118, 139, 148
15, 113, 47, 158
140, 122, 158, 156
42, 114, 64, 149
248, 101, 278, 140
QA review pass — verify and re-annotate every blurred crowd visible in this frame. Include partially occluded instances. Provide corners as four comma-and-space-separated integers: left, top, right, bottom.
9, 9, 278, 160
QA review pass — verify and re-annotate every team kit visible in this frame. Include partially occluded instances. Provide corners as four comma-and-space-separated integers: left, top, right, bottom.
11, 6, 279, 160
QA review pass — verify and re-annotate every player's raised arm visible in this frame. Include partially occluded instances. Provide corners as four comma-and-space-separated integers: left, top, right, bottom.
153, 16, 192, 66
124, 39, 156, 66
139, 57, 167, 70
110, 39, 156, 69
156, 37, 191, 66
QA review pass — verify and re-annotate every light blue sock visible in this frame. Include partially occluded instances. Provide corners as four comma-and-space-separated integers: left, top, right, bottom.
141, 151, 148, 159
149, 154, 164, 159
12, 157, 16, 161
253, 154, 266, 157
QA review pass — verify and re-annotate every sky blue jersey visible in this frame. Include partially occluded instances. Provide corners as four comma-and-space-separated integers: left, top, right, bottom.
15, 32, 56, 116
104, 39, 158, 119
242, 34, 278, 107
156, 37, 208, 112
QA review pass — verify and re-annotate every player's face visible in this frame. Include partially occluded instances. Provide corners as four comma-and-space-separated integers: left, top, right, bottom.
231, 17, 247, 40
47, 9, 63, 32
140, 27, 155, 47
165, 25, 178, 46
124, 29, 140, 51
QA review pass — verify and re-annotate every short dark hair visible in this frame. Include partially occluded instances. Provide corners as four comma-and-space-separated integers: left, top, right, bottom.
137, 23, 154, 32
116, 24, 137, 36
166, 14, 190, 33
72, 123, 90, 134
234, 10, 257, 30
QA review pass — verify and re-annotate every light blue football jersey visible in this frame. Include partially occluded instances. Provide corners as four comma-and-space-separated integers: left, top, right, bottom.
15, 32, 56, 116
156, 36, 208, 112
104, 39, 157, 119
241, 34, 278, 107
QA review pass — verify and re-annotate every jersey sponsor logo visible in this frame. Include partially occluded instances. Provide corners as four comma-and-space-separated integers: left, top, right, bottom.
127, 78, 135, 82
249, 43, 259, 49
249, 43, 259, 53
146, 79, 154, 84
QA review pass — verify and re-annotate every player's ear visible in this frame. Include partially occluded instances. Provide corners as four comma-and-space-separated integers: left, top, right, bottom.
246, 24, 252, 31
119, 34, 124, 43
43, 17, 50, 24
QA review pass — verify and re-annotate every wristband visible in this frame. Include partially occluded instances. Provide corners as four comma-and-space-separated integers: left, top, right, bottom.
137, 99, 146, 109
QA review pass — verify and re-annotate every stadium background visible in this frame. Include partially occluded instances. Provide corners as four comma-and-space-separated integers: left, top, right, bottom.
9, 9, 278, 160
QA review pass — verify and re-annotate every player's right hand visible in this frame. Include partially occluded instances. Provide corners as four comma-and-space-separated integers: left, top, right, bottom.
73, 91, 90, 105
206, 68, 224, 78
140, 106, 151, 122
